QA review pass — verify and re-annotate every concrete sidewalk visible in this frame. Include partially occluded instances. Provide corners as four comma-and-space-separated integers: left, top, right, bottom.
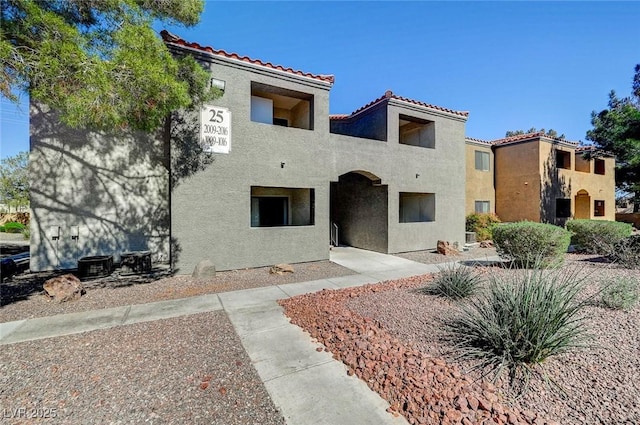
0, 247, 473, 425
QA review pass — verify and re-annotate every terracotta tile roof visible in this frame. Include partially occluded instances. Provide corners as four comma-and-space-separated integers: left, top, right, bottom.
330, 90, 469, 120
160, 30, 335, 84
465, 137, 492, 145
491, 132, 579, 147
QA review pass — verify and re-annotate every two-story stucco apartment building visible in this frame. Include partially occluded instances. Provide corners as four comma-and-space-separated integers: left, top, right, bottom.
29, 31, 469, 273
466, 132, 616, 225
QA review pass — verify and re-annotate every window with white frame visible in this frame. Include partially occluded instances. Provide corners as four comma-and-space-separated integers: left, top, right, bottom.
475, 151, 490, 171
475, 201, 490, 213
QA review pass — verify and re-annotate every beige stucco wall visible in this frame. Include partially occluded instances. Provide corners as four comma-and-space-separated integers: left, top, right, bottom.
538, 142, 616, 221
465, 142, 495, 214
494, 141, 542, 222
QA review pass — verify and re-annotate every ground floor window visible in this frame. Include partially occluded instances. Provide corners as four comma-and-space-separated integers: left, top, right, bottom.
474, 200, 490, 213
399, 192, 435, 223
556, 198, 571, 218
251, 186, 314, 227
594, 200, 605, 216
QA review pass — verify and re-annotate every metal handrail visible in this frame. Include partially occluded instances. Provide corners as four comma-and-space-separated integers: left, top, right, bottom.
330, 222, 339, 247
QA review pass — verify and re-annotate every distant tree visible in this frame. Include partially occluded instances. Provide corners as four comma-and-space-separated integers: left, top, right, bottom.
586, 64, 640, 212
1, 0, 217, 132
505, 128, 566, 140
0, 151, 29, 212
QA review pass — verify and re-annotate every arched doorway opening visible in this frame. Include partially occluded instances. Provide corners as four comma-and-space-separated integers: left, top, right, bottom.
330, 171, 388, 253
575, 189, 591, 219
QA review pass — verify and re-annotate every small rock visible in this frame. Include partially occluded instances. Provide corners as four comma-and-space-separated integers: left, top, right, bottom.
269, 263, 295, 274
43, 274, 85, 303
192, 259, 216, 278
437, 240, 460, 256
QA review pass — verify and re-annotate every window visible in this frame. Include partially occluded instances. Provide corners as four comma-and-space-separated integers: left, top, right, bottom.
399, 192, 435, 223
594, 159, 605, 175
251, 187, 315, 227
474, 151, 490, 171
556, 198, 571, 218
556, 150, 571, 170
250, 82, 313, 130
475, 201, 490, 213
399, 114, 435, 148
594, 200, 605, 216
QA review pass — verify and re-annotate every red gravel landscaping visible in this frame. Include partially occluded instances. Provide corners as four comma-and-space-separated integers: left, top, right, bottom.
280, 254, 640, 425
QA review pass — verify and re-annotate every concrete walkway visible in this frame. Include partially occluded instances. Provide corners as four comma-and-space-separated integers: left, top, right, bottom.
0, 247, 460, 425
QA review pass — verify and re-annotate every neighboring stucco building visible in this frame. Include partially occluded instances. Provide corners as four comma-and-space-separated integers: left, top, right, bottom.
29, 31, 469, 273
465, 137, 495, 214
465, 132, 616, 224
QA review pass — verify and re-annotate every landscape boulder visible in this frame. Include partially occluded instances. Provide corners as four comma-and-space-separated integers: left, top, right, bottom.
43, 274, 85, 303
192, 260, 216, 278
269, 263, 295, 274
437, 240, 460, 256
480, 240, 494, 248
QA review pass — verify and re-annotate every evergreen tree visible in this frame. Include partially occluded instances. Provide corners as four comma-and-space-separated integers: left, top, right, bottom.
1, 0, 216, 132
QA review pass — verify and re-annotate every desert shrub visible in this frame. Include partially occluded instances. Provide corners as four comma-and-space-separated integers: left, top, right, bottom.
446, 267, 590, 385
566, 219, 632, 255
492, 221, 571, 268
608, 235, 640, 268
422, 264, 482, 299
601, 278, 639, 310
1, 221, 25, 233
466, 213, 501, 241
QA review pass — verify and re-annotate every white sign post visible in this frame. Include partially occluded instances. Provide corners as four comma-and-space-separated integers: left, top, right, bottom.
200, 105, 231, 154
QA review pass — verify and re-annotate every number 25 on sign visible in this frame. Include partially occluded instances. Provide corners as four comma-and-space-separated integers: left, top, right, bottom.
200, 105, 231, 154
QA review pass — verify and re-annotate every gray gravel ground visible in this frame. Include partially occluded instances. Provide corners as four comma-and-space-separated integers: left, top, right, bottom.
346, 254, 640, 425
1, 260, 355, 322
396, 246, 498, 265
0, 311, 285, 425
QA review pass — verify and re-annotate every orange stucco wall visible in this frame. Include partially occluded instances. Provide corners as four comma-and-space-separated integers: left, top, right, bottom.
494, 141, 542, 222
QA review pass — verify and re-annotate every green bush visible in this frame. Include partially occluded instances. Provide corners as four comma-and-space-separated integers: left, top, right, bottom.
422, 264, 482, 299
0, 221, 26, 233
466, 213, 501, 241
492, 221, 571, 268
446, 267, 589, 385
608, 235, 640, 268
601, 278, 639, 310
22, 225, 30, 240
566, 219, 632, 255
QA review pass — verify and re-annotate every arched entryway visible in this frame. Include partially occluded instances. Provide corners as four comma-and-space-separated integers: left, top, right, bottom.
330, 171, 388, 253
575, 189, 591, 219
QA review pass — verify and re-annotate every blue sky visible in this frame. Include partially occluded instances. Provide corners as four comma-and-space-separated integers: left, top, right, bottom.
1, 1, 639, 159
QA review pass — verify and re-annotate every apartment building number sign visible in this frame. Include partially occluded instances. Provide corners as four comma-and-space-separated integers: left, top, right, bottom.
200, 105, 231, 154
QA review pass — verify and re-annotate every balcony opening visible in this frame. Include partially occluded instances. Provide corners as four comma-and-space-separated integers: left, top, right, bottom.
250, 82, 313, 130
399, 114, 435, 148
399, 192, 435, 223
556, 150, 571, 170
555, 198, 571, 218
251, 186, 315, 227
594, 159, 605, 175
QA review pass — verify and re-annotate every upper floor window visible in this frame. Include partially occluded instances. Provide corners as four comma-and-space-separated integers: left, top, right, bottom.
250, 82, 313, 130
474, 151, 490, 171
594, 159, 605, 175
556, 150, 571, 169
399, 114, 435, 148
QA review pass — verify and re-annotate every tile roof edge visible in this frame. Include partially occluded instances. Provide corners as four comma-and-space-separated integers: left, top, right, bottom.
491, 132, 579, 146
332, 90, 468, 120
160, 30, 335, 84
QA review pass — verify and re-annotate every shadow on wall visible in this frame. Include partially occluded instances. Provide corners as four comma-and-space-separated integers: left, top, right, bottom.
540, 145, 572, 226
29, 105, 212, 272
